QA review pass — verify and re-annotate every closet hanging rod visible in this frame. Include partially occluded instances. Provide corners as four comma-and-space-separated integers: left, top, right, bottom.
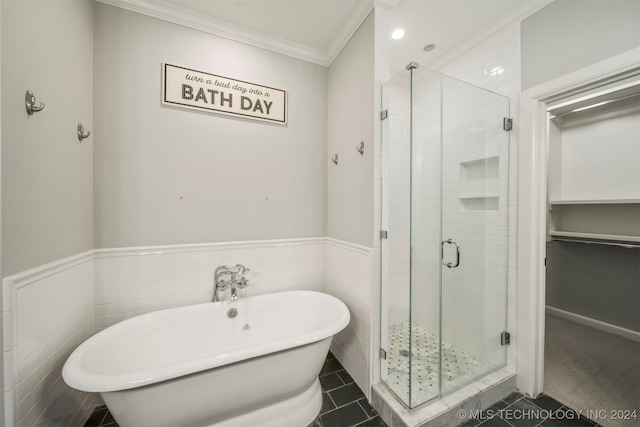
551, 236, 640, 249
548, 86, 640, 117
551, 92, 640, 121
547, 77, 640, 115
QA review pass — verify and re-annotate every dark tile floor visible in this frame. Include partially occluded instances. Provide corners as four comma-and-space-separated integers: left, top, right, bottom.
84, 352, 385, 427
314, 352, 386, 427
84, 354, 599, 427
457, 392, 601, 427
84, 405, 117, 427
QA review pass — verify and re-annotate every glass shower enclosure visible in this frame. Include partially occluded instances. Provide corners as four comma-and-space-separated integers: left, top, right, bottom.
380, 64, 511, 408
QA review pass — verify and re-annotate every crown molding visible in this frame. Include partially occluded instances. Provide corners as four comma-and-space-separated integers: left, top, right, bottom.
95, 0, 382, 67
326, 0, 375, 65
374, 0, 402, 11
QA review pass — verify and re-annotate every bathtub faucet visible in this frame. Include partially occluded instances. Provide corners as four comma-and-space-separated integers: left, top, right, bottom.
229, 266, 250, 301
213, 265, 230, 302
213, 264, 250, 302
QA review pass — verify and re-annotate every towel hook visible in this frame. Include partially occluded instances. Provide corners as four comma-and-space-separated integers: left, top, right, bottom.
77, 123, 91, 142
25, 90, 45, 115
331, 153, 338, 165
356, 140, 365, 155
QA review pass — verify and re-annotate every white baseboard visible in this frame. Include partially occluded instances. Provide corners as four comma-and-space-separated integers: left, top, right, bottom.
546, 305, 640, 343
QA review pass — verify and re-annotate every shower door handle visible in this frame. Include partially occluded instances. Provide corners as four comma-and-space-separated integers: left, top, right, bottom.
441, 239, 460, 268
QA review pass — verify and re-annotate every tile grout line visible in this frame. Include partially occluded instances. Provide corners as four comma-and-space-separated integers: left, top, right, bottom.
93, 390, 592, 427
477, 393, 600, 427
98, 408, 108, 427
356, 399, 381, 423
326, 389, 340, 412
319, 396, 370, 418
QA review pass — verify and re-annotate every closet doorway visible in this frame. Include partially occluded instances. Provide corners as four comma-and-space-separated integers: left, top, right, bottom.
517, 48, 640, 423
543, 78, 640, 425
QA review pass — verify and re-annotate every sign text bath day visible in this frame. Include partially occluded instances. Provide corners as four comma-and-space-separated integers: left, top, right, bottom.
162, 63, 287, 124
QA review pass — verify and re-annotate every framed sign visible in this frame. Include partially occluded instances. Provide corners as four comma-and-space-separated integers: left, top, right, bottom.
162, 63, 287, 124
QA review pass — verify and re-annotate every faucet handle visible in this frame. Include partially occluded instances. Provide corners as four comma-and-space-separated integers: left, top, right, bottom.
237, 277, 249, 289
235, 264, 250, 275
217, 279, 229, 290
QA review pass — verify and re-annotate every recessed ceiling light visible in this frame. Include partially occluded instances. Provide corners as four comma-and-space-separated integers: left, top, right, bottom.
423, 44, 436, 52
391, 29, 405, 40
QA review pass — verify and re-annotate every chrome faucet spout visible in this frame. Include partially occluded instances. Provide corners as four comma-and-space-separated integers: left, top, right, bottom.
213, 265, 230, 302
213, 264, 250, 302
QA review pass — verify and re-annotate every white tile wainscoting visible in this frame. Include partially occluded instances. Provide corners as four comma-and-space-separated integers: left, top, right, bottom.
326, 238, 376, 399
3, 237, 379, 426
3, 252, 97, 427
93, 238, 327, 330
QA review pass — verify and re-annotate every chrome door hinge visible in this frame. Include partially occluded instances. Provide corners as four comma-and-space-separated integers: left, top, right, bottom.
501, 331, 511, 346
380, 230, 388, 239
380, 110, 388, 121
380, 348, 387, 360
503, 117, 513, 131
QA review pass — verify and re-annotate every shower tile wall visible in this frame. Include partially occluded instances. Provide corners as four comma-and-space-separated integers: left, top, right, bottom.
3, 253, 98, 427
438, 82, 510, 367
439, 22, 521, 371
410, 72, 445, 337
94, 239, 326, 330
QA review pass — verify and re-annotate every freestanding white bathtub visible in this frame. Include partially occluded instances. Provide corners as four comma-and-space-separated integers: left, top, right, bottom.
63, 290, 350, 427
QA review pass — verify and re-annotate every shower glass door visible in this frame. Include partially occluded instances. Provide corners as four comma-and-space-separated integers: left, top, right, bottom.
380, 66, 510, 408
438, 74, 510, 396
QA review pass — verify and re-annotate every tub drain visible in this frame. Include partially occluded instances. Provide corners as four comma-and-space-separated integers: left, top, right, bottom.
227, 308, 238, 319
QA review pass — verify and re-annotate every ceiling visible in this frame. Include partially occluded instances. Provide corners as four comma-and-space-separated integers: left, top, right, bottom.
388, 0, 552, 73
108, 0, 552, 73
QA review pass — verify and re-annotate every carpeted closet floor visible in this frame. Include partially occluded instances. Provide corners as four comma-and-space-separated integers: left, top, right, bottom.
544, 314, 640, 427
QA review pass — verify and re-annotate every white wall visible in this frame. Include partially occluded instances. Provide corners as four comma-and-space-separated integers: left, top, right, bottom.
521, 0, 640, 90
327, 11, 375, 248
93, 3, 327, 249
325, 8, 389, 399
1, 1, 94, 423
553, 108, 640, 201
326, 9, 376, 393
1, 0, 94, 276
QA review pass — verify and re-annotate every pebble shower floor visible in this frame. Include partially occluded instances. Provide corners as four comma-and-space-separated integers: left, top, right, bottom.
385, 321, 479, 405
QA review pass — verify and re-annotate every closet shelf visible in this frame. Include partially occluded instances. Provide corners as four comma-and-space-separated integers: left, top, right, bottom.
549, 199, 640, 205
549, 231, 640, 244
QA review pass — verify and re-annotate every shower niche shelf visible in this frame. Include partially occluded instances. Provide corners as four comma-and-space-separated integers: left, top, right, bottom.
459, 156, 499, 211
